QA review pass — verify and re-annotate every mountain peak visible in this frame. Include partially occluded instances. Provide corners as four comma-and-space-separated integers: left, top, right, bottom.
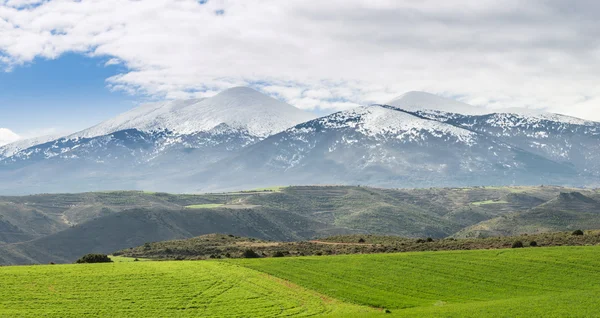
68, 86, 315, 139
386, 91, 489, 115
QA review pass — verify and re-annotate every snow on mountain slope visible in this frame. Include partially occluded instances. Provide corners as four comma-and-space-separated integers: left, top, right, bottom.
0, 134, 60, 158
309, 104, 477, 144
388, 91, 597, 127
386, 91, 490, 115
0, 128, 20, 147
73, 87, 315, 139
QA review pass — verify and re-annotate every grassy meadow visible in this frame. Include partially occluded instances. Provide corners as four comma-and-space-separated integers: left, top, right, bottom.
2, 246, 600, 317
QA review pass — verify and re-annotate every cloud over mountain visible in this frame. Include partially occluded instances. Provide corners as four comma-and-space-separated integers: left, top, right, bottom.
1, 0, 600, 120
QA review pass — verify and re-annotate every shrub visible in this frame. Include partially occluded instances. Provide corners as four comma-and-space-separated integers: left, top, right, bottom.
75, 254, 113, 264
416, 239, 426, 243
134, 258, 139, 262
572, 230, 584, 236
358, 238, 365, 243
242, 249, 260, 258
426, 237, 434, 242
512, 241, 524, 248
529, 241, 537, 247
273, 251, 285, 257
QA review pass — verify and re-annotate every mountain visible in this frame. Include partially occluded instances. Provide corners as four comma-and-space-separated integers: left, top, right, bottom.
0, 133, 65, 159
71, 87, 314, 139
405, 109, 600, 179
0, 87, 314, 193
1, 88, 600, 193
188, 104, 577, 191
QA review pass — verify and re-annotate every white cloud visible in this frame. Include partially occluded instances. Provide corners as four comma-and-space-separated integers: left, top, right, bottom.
1, 0, 600, 119
0, 128, 20, 146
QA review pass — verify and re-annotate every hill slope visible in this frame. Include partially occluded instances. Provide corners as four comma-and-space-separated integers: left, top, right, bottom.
455, 191, 600, 238
2, 185, 599, 265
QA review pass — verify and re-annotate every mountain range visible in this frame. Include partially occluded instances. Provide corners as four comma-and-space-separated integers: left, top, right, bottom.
1, 87, 599, 194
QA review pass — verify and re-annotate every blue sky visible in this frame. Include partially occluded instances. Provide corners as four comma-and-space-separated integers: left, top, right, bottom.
0, 54, 135, 137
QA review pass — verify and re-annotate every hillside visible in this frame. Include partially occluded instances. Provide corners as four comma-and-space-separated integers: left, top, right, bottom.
116, 230, 600, 261
455, 191, 600, 238
2, 185, 600, 265
2, 246, 600, 317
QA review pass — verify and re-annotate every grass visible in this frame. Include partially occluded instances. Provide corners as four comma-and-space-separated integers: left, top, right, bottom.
0, 261, 374, 317
3, 246, 600, 316
184, 204, 225, 209
4, 245, 600, 317
232, 246, 600, 317
471, 199, 508, 205
108, 255, 150, 262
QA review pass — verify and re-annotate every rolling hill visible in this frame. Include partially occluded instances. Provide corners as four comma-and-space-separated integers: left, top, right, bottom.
2, 185, 600, 265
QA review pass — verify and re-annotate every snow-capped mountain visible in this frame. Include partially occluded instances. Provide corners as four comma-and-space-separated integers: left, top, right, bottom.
0, 133, 66, 160
0, 87, 315, 193
72, 87, 314, 139
1, 87, 314, 167
0, 88, 598, 194
187, 104, 578, 191
407, 109, 600, 176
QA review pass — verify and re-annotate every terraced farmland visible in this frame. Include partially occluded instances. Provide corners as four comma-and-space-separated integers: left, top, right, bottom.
2, 246, 600, 317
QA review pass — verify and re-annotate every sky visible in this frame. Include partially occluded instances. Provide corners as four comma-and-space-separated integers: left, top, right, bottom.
1, 0, 600, 144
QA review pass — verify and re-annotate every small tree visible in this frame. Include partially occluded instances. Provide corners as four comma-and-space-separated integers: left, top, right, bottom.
572, 229, 584, 236
358, 238, 365, 243
75, 254, 113, 264
242, 249, 260, 258
426, 237, 434, 242
273, 251, 285, 257
512, 241, 524, 248
529, 241, 538, 247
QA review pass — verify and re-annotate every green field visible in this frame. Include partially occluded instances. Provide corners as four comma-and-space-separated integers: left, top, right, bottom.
470, 199, 508, 206
2, 246, 600, 317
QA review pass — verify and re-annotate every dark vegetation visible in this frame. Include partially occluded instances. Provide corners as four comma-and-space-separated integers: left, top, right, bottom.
115, 230, 600, 260
75, 254, 113, 264
2, 185, 600, 265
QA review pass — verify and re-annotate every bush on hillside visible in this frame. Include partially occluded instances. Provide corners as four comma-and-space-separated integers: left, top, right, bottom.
358, 238, 365, 243
242, 249, 260, 258
272, 251, 285, 257
529, 241, 538, 247
75, 254, 113, 264
426, 237, 434, 242
511, 241, 524, 248
572, 230, 584, 236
